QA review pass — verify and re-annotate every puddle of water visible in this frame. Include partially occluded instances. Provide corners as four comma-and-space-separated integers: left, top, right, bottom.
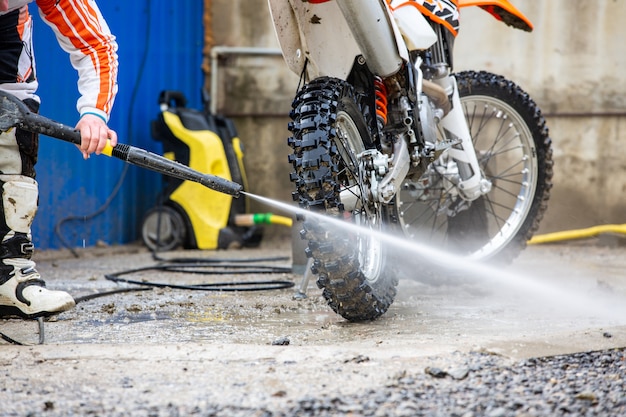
87, 311, 172, 326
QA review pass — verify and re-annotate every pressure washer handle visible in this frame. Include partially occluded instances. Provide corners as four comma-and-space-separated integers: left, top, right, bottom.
18, 108, 242, 197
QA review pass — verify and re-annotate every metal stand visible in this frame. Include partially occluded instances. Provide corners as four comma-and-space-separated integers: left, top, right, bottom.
0, 317, 45, 345
293, 258, 314, 300
37, 317, 45, 344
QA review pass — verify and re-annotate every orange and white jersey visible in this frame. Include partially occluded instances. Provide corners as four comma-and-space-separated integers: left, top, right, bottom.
0, 0, 118, 122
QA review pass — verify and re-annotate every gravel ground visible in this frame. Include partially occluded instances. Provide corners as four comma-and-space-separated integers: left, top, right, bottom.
2, 348, 624, 416
277, 349, 626, 417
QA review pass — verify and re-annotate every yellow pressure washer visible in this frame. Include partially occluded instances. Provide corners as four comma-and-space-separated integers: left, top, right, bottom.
141, 90, 263, 251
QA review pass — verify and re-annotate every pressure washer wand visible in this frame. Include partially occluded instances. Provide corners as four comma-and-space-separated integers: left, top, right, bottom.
0, 91, 242, 197
107, 143, 242, 197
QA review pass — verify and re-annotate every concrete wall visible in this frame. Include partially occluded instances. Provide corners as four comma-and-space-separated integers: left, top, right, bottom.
208, 0, 626, 240
454, 1, 626, 232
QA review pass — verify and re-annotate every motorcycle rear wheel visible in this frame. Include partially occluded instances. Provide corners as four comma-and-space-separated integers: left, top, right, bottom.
288, 77, 398, 322
396, 70, 553, 263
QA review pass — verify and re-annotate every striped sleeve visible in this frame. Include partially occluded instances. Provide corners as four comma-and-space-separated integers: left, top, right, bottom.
35, 0, 118, 121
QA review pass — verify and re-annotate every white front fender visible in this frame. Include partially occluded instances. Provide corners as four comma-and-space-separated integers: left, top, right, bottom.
268, 0, 413, 79
268, 0, 361, 79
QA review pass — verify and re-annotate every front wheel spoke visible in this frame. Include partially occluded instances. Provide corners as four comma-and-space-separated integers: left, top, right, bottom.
490, 182, 524, 200
466, 104, 493, 139
484, 195, 517, 214
481, 196, 508, 230
488, 138, 525, 157
491, 159, 526, 180
488, 170, 525, 183
489, 177, 524, 191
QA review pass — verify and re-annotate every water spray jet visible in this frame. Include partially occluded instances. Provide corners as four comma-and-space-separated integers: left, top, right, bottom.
242, 191, 626, 326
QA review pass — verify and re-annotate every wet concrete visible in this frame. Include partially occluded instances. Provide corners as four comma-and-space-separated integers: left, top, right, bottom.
1, 237, 625, 414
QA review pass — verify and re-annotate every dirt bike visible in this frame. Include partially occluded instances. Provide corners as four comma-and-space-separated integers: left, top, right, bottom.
268, 0, 553, 321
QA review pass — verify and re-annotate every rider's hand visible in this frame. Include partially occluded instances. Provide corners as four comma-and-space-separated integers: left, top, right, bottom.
75, 114, 118, 159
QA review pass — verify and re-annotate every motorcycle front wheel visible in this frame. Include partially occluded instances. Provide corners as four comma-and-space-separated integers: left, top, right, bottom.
396, 70, 553, 263
288, 77, 398, 322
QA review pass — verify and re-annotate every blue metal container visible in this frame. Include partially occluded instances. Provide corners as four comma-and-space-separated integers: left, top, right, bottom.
30, 0, 205, 249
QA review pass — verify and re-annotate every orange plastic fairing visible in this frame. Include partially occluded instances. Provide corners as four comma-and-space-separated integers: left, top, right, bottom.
390, 0, 461, 37
458, 0, 533, 32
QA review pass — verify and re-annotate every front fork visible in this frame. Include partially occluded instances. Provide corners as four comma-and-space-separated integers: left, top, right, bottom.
359, 75, 491, 207
335, 0, 489, 204
438, 76, 492, 201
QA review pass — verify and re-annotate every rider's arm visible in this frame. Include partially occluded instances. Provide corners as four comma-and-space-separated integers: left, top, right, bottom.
35, 0, 118, 122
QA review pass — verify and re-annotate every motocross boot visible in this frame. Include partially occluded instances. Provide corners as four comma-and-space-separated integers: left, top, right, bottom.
0, 175, 75, 319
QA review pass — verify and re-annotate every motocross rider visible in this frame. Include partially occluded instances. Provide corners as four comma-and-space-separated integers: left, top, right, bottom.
0, 0, 118, 318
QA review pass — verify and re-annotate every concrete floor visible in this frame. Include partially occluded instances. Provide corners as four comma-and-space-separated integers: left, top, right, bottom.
1, 237, 625, 412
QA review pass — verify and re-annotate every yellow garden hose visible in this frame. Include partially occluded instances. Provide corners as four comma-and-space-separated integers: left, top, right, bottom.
528, 224, 626, 245
236, 212, 625, 244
